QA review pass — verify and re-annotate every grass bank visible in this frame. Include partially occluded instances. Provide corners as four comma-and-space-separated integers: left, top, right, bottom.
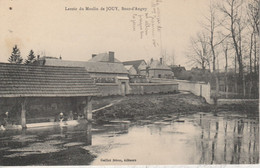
92, 92, 259, 123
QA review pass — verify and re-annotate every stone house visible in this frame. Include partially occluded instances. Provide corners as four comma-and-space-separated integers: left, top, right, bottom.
124, 65, 137, 75
145, 58, 174, 79
34, 52, 130, 96
123, 60, 147, 76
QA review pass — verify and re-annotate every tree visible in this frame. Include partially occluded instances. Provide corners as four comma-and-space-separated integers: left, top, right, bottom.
221, 40, 230, 98
24, 50, 36, 65
8, 45, 23, 64
186, 31, 211, 71
247, 0, 259, 98
218, 0, 246, 92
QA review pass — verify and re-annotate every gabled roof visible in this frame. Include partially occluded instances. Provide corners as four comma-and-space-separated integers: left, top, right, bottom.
124, 65, 134, 71
0, 63, 100, 98
36, 59, 128, 74
123, 60, 146, 71
149, 60, 171, 70
88, 53, 121, 63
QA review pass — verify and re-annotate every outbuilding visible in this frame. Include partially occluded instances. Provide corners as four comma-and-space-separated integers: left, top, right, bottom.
0, 63, 100, 129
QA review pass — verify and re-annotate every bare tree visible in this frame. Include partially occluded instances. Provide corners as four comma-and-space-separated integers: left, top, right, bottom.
248, 0, 259, 36
186, 31, 211, 71
222, 41, 229, 98
202, 0, 229, 102
247, 0, 260, 97
218, 0, 247, 94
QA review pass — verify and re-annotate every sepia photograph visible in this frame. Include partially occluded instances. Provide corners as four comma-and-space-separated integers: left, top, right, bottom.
0, 0, 259, 166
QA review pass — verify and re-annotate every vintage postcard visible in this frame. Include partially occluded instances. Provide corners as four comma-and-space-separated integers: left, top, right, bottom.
0, 0, 259, 166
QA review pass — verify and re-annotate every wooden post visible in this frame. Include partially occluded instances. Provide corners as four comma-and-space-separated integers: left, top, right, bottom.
21, 98, 27, 129
70, 97, 77, 119
84, 97, 92, 121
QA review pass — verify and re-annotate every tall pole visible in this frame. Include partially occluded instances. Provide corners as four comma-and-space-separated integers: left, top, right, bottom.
84, 97, 92, 121
21, 98, 27, 129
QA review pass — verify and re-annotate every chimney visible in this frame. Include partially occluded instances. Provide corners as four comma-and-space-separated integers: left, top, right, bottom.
160, 57, 163, 64
92, 54, 97, 58
37, 55, 40, 60
59, 55, 62, 60
108, 51, 114, 62
150, 58, 153, 63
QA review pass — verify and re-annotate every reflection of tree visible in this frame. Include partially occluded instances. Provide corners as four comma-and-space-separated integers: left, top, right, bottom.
196, 115, 258, 164
248, 122, 252, 163
211, 121, 219, 164
199, 114, 206, 163
224, 121, 228, 162
231, 120, 244, 164
237, 120, 244, 163
253, 124, 259, 163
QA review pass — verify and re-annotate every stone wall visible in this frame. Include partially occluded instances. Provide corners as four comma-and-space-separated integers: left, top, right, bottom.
129, 83, 178, 95
176, 80, 212, 104
96, 83, 120, 96
96, 83, 178, 96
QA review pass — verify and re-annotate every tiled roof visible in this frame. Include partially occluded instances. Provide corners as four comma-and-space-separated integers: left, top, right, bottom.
38, 59, 128, 74
149, 60, 171, 70
123, 60, 146, 71
88, 53, 121, 63
0, 63, 100, 98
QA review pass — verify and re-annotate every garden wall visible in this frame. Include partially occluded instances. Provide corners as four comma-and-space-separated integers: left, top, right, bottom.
96, 83, 120, 96
129, 83, 178, 95
96, 83, 178, 96
176, 80, 212, 104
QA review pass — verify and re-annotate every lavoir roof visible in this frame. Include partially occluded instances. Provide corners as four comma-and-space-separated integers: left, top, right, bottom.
0, 63, 100, 97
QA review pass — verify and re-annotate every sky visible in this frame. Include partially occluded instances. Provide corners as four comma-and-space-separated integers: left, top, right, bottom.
0, 0, 209, 68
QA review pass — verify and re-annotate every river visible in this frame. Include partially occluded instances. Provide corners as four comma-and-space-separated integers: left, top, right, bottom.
0, 112, 258, 165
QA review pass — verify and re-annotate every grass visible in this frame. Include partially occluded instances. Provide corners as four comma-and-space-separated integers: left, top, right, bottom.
92, 92, 259, 123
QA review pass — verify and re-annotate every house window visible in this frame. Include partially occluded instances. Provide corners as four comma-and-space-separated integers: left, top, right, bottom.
158, 74, 161, 78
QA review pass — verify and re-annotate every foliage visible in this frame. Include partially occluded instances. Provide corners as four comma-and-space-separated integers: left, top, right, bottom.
8, 45, 23, 64
24, 50, 36, 65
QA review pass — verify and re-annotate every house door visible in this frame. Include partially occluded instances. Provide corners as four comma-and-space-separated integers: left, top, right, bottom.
121, 82, 126, 96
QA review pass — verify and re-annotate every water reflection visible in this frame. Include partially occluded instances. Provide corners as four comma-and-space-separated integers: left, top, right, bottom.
0, 112, 259, 165
92, 113, 259, 165
0, 123, 94, 165
194, 114, 259, 164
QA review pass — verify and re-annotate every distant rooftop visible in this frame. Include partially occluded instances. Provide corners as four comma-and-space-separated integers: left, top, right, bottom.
123, 60, 146, 71
149, 60, 171, 70
35, 58, 128, 74
88, 51, 121, 63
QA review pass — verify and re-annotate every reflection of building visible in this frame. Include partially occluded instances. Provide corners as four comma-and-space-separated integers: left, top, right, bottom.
146, 58, 173, 79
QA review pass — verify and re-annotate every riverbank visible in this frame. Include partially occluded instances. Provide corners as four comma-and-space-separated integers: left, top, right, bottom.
93, 92, 259, 123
